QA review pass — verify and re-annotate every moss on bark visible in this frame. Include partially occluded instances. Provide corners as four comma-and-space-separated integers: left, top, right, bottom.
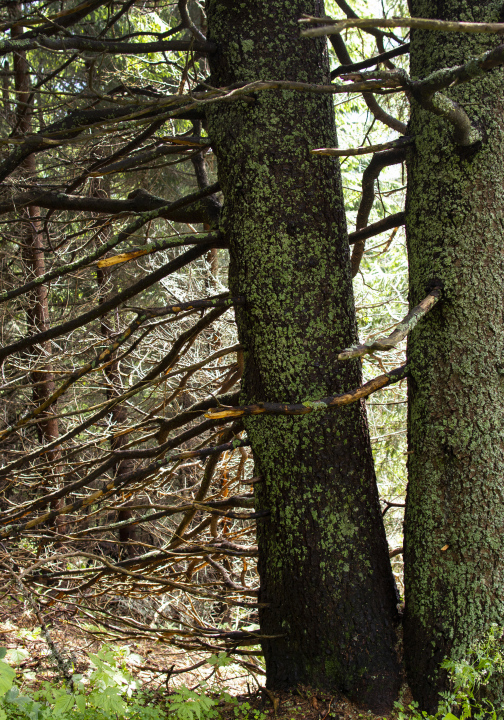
206, 0, 400, 711
404, 0, 504, 712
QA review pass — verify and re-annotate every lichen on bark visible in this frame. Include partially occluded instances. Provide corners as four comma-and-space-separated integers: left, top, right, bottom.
404, 0, 504, 712
205, 0, 400, 711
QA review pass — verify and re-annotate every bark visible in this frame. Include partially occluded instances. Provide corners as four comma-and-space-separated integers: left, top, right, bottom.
190, 130, 219, 285
404, 0, 504, 711
206, 0, 400, 711
11, 5, 60, 479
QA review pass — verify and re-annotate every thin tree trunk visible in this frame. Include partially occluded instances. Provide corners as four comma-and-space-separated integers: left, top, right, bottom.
404, 0, 504, 711
11, 5, 60, 482
190, 129, 219, 285
206, 0, 400, 711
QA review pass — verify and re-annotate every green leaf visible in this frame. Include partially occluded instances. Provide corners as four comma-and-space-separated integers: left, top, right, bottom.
5, 686, 19, 702
0, 649, 6, 660
26, 702, 43, 720
443, 713, 460, 720
88, 686, 127, 715
208, 652, 232, 668
102, 687, 127, 714
7, 648, 30, 665
75, 694, 86, 713
53, 693, 75, 715
0, 663, 15, 698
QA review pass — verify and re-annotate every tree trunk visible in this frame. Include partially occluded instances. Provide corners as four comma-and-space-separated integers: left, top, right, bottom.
404, 1, 504, 711
206, 0, 400, 710
11, 5, 60, 488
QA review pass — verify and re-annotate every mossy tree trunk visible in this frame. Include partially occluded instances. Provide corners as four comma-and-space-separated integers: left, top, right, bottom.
404, 0, 504, 711
206, 1, 400, 711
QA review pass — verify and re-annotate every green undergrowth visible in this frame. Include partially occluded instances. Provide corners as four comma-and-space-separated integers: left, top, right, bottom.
0, 644, 263, 720
1, 627, 503, 720
396, 625, 504, 720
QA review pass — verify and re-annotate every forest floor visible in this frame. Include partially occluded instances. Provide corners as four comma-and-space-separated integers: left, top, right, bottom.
0, 598, 410, 720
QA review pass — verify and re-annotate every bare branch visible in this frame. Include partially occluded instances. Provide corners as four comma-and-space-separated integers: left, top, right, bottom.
351, 145, 407, 277
1, 227, 219, 306
0, 241, 214, 364
0, 189, 220, 224
417, 91, 481, 146
205, 365, 408, 420
331, 44, 410, 79
0, 384, 241, 481
301, 16, 504, 38
362, 92, 408, 134
0, 438, 250, 541
389, 547, 403, 559
348, 212, 405, 245
0, 35, 215, 58
410, 44, 504, 145
168, 427, 233, 548
327, 0, 406, 43
178, 0, 207, 44
414, 43, 504, 96
338, 286, 442, 360
312, 136, 412, 156
0, 298, 241, 442
328, 29, 408, 135
13, 0, 112, 37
